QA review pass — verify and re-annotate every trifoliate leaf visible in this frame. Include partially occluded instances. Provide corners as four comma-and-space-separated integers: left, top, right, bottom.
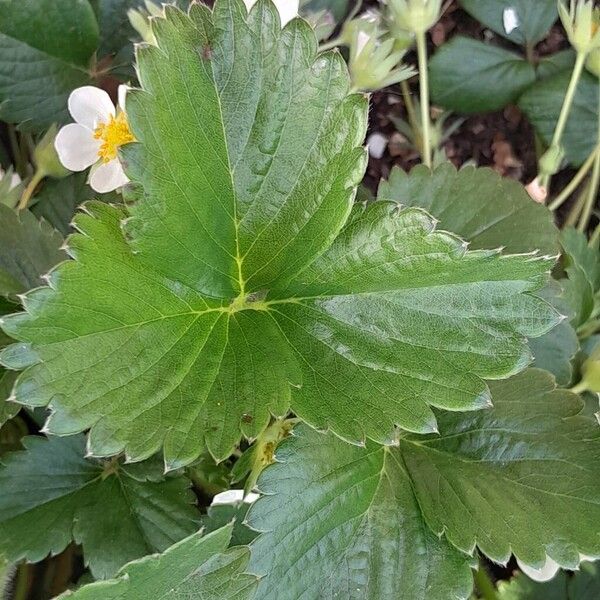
498, 562, 600, 600
247, 424, 475, 600
0, 435, 199, 579
460, 0, 558, 46
0, 1, 559, 469
519, 70, 599, 167
60, 524, 258, 600
429, 37, 536, 113
0, 205, 65, 299
248, 369, 600, 597
0, 0, 97, 131
377, 163, 559, 255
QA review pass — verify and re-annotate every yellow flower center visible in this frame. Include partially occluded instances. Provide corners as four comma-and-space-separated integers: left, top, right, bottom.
94, 112, 135, 163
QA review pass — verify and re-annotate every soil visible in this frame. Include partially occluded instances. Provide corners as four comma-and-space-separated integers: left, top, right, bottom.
363, 1, 575, 204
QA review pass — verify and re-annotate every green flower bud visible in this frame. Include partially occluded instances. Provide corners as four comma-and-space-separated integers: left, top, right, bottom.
539, 144, 565, 177
387, 0, 442, 35
587, 47, 600, 77
348, 26, 416, 92
558, 1, 600, 55
34, 125, 70, 179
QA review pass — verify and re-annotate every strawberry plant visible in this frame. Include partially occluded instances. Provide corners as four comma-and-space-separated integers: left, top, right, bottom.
0, 0, 599, 598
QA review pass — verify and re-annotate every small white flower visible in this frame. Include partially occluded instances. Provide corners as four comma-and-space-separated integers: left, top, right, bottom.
367, 132, 388, 159
503, 7, 519, 35
211, 489, 259, 506
55, 86, 135, 194
243, 0, 298, 26
0, 168, 21, 190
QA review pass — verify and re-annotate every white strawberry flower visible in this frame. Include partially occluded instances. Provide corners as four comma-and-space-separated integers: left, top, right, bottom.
243, 0, 298, 26
55, 86, 135, 194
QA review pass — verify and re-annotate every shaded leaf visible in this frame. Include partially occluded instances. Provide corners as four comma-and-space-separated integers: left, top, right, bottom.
247, 425, 474, 600
460, 0, 557, 45
61, 524, 258, 600
519, 70, 599, 167
0, 205, 65, 299
249, 369, 600, 597
0, 435, 199, 578
201, 501, 258, 546
0, 0, 97, 131
377, 162, 559, 255
429, 37, 536, 113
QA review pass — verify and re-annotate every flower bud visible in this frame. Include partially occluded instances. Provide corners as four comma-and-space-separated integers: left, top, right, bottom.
34, 125, 70, 179
539, 144, 565, 177
558, 1, 600, 55
587, 47, 600, 77
387, 0, 442, 35
347, 19, 416, 92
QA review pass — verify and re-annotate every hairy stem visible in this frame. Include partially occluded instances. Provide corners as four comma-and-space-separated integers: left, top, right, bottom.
17, 169, 45, 211
473, 565, 498, 600
416, 30, 432, 168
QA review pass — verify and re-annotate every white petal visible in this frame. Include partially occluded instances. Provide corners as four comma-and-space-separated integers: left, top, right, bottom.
503, 7, 519, 34
516, 556, 560, 583
118, 84, 129, 112
89, 160, 129, 193
68, 86, 115, 130
211, 489, 259, 506
54, 124, 101, 171
10, 172, 21, 189
273, 0, 298, 26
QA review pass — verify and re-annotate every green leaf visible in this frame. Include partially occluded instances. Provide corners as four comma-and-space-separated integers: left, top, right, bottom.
560, 228, 600, 328
247, 425, 475, 600
0, 0, 98, 131
519, 70, 599, 167
60, 524, 258, 600
0, 2, 559, 468
429, 37, 536, 113
529, 282, 578, 385
377, 163, 559, 255
0, 435, 199, 578
249, 369, 600, 596
536, 49, 576, 81
200, 501, 258, 546
460, 0, 557, 45
0, 554, 13, 598
0, 205, 65, 299
498, 562, 600, 600
30, 174, 98, 236
0, 369, 18, 427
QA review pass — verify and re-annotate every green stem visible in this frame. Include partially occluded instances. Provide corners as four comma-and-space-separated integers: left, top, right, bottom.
319, 37, 343, 52
570, 380, 589, 394
473, 566, 498, 600
13, 563, 31, 600
577, 79, 600, 233
540, 51, 586, 189
17, 168, 45, 211
590, 220, 600, 246
400, 80, 420, 145
548, 144, 600, 210
416, 30, 432, 168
